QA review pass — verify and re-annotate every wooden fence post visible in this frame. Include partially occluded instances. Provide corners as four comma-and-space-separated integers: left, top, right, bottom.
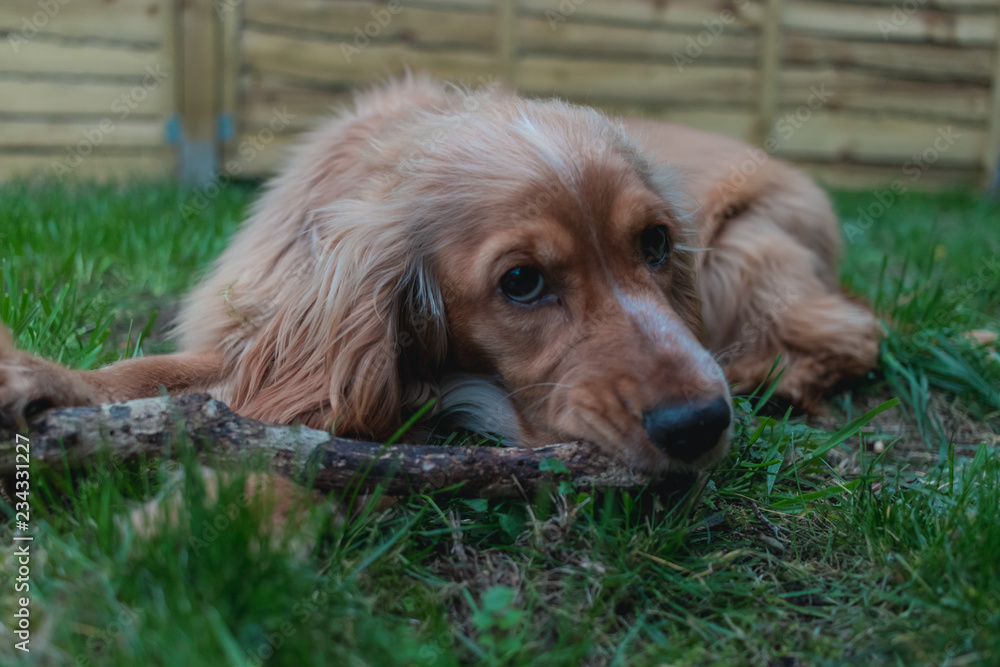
177, 0, 221, 185
754, 0, 785, 148
498, 0, 519, 88
986, 8, 1000, 193
218, 0, 243, 170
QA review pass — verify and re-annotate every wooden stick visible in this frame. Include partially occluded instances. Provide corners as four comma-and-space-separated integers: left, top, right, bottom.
0, 394, 671, 499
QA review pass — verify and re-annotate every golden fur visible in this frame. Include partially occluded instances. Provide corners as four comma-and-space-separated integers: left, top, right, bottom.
0, 76, 881, 473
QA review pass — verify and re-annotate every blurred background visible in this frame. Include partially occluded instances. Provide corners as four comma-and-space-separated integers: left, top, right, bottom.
1, 0, 998, 190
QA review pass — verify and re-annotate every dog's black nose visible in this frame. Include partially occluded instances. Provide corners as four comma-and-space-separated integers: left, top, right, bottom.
643, 397, 731, 462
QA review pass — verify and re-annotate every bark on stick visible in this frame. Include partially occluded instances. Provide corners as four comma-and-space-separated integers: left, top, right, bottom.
0, 394, 665, 499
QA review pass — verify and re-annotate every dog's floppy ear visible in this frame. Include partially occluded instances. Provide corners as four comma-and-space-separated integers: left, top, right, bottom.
229, 200, 446, 439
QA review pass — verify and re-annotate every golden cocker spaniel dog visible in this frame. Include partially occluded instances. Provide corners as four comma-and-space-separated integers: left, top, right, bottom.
0, 76, 881, 473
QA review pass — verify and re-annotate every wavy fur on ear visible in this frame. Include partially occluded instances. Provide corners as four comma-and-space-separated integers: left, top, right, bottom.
227, 198, 447, 438
165, 75, 462, 438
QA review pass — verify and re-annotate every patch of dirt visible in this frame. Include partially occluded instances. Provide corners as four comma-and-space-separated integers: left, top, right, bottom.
811, 388, 999, 476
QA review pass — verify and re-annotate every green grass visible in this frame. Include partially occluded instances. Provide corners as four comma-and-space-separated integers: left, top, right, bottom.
0, 181, 998, 666
836, 190, 1000, 447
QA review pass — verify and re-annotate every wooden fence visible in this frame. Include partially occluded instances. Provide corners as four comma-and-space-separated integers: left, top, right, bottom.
2, 0, 999, 190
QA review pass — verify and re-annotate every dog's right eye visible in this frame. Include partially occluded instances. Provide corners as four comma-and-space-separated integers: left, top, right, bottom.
640, 225, 671, 267
500, 266, 546, 303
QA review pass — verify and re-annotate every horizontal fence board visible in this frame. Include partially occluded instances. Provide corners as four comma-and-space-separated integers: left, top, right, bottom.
239, 106, 758, 145
599, 107, 759, 142
780, 68, 992, 122
635, 110, 758, 143
0, 151, 174, 181
519, 16, 760, 61
242, 29, 501, 85
793, 0, 998, 12
518, 57, 759, 105
0, 39, 167, 77
520, 0, 764, 30
241, 77, 353, 128
0, 80, 173, 116
783, 0, 999, 44
0, 119, 165, 148
773, 113, 984, 164
0, 0, 168, 44
407, 0, 493, 10
239, 77, 760, 141
784, 34, 997, 81
244, 2, 497, 45
802, 161, 984, 190
222, 133, 298, 177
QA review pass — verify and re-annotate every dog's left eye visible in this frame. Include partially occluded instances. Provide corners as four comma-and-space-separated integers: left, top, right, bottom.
640, 225, 671, 266
500, 266, 546, 303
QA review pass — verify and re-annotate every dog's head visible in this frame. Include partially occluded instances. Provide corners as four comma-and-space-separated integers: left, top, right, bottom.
241, 89, 732, 473
427, 98, 732, 472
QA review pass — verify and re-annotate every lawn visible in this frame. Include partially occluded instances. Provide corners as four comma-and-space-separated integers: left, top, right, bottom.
0, 181, 998, 666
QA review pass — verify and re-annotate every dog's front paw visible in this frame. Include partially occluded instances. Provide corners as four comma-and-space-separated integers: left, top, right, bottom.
0, 326, 97, 428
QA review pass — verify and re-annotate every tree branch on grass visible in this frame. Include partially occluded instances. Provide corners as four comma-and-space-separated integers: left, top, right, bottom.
0, 394, 686, 500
